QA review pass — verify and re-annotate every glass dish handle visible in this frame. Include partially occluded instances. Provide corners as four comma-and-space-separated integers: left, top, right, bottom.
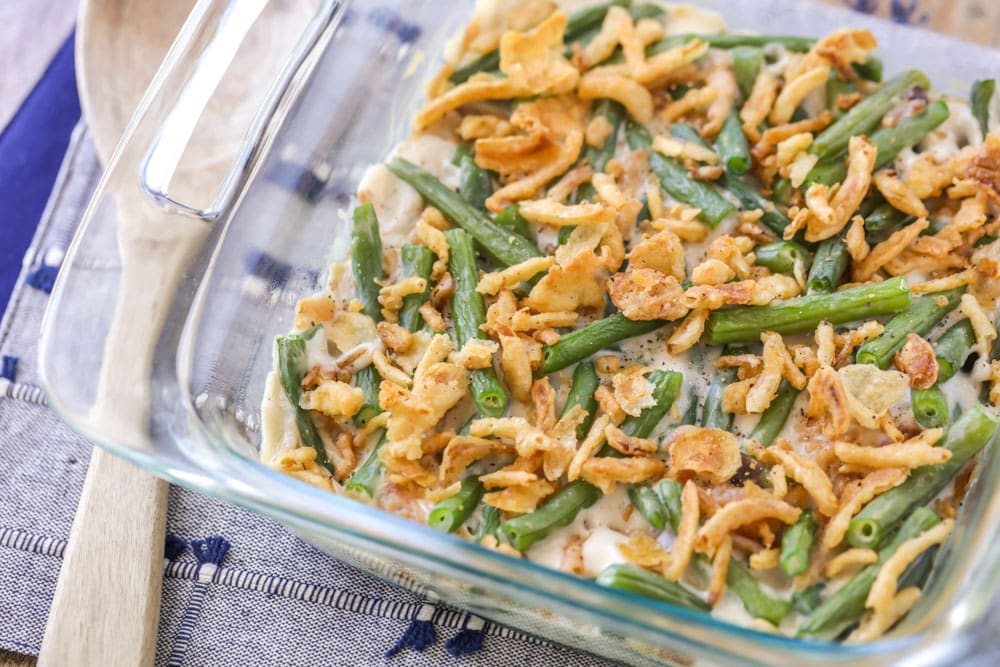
139, 0, 342, 222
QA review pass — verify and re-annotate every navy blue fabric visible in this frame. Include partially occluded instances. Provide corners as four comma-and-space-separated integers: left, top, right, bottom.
0, 32, 80, 312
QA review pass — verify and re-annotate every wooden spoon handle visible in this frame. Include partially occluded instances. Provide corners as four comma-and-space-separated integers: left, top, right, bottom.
38, 448, 167, 667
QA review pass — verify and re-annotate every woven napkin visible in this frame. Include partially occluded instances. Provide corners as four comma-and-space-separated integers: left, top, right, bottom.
0, 124, 618, 667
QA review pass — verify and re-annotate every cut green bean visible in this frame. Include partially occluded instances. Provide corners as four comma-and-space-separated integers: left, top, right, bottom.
387, 158, 541, 267
627, 120, 736, 227
656, 480, 684, 532
780, 511, 816, 577
717, 111, 751, 175
670, 122, 712, 149
810, 70, 930, 161
398, 244, 435, 332
855, 287, 965, 368
351, 204, 385, 425
805, 233, 849, 294
847, 403, 999, 549
808, 100, 950, 186
705, 277, 912, 345
565, 361, 601, 439
630, 2, 665, 20
446, 228, 508, 417
911, 388, 949, 430
647, 34, 815, 57
912, 319, 976, 428
454, 144, 492, 211
428, 476, 484, 532
597, 564, 710, 613
629, 485, 668, 530
726, 560, 792, 625
792, 583, 824, 615
852, 57, 883, 83
864, 201, 911, 232
541, 313, 663, 374
932, 319, 976, 383
499, 480, 602, 551
586, 99, 626, 172
276, 327, 330, 471
449, 0, 628, 83
702, 363, 740, 431
800, 507, 941, 639
827, 75, 858, 118
971, 79, 996, 137
753, 241, 813, 276
494, 203, 534, 241
748, 381, 801, 447
476, 505, 501, 543
680, 389, 700, 426
621, 370, 684, 438
345, 433, 388, 497
732, 46, 762, 99
718, 172, 792, 237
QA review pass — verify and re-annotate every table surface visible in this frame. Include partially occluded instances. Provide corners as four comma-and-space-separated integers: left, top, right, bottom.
1, 1, 996, 666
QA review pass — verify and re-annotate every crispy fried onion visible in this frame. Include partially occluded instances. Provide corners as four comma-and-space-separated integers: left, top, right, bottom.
580, 456, 666, 495
416, 13, 579, 130
611, 365, 657, 417
267, 447, 334, 491
824, 548, 879, 578
666, 426, 743, 485
477, 256, 555, 296
525, 223, 617, 312
471, 416, 575, 481
837, 364, 910, 430
695, 498, 802, 556
300, 380, 365, 420
607, 268, 688, 321
664, 480, 700, 581
763, 442, 839, 516
803, 136, 878, 242
833, 428, 948, 469
440, 435, 515, 484
893, 333, 939, 389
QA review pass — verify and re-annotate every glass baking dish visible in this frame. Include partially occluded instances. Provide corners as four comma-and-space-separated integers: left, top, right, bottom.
38, 0, 1000, 664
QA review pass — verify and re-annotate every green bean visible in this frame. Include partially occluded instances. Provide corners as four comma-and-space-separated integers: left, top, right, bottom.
852, 57, 883, 83
748, 381, 801, 447
647, 34, 815, 57
680, 389, 700, 426
630, 2, 665, 20
912, 320, 976, 428
275, 326, 330, 471
454, 144, 491, 211
726, 560, 792, 625
564, 361, 601, 440
621, 370, 684, 438
717, 111, 751, 175
449, 0, 629, 83
476, 505, 501, 543
428, 476, 484, 532
351, 204, 385, 425
701, 347, 745, 430
971, 79, 996, 137
732, 46, 762, 99
446, 228, 508, 417
792, 583, 824, 615
800, 507, 941, 639
772, 177, 793, 206
753, 241, 813, 276
669, 122, 712, 149
587, 99, 627, 172
386, 158, 541, 267
597, 564, 710, 612
705, 277, 912, 345
627, 120, 736, 227
810, 70, 930, 161
345, 433, 388, 497
864, 201, 911, 232
780, 511, 815, 577
499, 480, 602, 551
808, 100, 950, 186
805, 233, 849, 294
826, 75, 858, 118
911, 388, 949, 430
717, 172, 792, 237
541, 313, 663, 374
629, 485, 668, 530
855, 287, 965, 368
656, 480, 683, 532
494, 204, 534, 241
846, 403, 999, 550
398, 244, 435, 332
